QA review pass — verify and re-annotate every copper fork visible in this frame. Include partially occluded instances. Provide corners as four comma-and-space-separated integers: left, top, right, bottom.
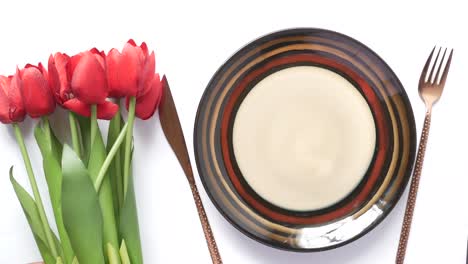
396, 47, 453, 264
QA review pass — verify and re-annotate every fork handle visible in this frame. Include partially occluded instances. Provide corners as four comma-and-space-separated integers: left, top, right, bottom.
189, 182, 223, 264
396, 111, 431, 264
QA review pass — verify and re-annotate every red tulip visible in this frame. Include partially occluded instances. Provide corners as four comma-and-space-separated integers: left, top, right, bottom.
19, 63, 56, 118
48, 52, 73, 105
0, 71, 26, 124
71, 50, 108, 104
107, 39, 155, 98
49, 50, 118, 120
126, 74, 163, 120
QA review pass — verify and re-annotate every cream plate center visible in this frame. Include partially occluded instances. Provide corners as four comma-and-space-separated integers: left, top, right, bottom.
232, 66, 376, 211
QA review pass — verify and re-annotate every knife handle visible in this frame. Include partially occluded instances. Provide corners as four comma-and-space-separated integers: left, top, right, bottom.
189, 183, 223, 264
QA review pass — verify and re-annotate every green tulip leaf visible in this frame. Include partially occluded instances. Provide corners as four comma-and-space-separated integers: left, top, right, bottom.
34, 126, 49, 157
34, 120, 62, 161
88, 126, 120, 262
10, 168, 56, 264
36, 235, 55, 264
35, 122, 74, 263
34, 124, 62, 210
120, 117, 127, 185
107, 113, 124, 221
75, 115, 91, 166
61, 145, 105, 264
119, 169, 143, 264
50, 126, 63, 161
34, 229, 64, 264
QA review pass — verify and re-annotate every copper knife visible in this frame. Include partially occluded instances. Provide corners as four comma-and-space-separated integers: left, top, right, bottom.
159, 75, 222, 264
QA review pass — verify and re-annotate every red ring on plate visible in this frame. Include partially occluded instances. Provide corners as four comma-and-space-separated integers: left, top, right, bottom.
220, 53, 390, 225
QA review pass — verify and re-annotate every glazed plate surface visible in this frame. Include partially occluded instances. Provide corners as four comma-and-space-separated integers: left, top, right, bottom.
194, 28, 416, 251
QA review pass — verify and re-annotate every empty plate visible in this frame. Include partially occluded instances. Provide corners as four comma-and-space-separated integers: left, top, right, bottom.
194, 28, 416, 251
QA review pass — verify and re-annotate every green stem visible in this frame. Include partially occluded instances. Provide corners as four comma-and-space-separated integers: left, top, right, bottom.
107, 243, 121, 264
13, 123, 58, 258
114, 118, 124, 209
68, 112, 81, 157
95, 123, 128, 191
119, 241, 131, 264
123, 97, 136, 197
90, 104, 98, 148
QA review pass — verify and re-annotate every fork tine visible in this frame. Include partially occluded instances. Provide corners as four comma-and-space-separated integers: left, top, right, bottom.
419, 47, 435, 86
427, 47, 442, 83
433, 48, 447, 85
439, 49, 453, 87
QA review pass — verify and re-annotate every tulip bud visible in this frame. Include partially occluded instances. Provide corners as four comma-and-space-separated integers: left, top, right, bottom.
0, 72, 26, 124
48, 52, 73, 105
20, 63, 56, 118
106, 47, 139, 98
107, 39, 155, 98
71, 51, 108, 105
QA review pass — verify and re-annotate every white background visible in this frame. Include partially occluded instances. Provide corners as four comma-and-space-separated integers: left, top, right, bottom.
0, 0, 467, 263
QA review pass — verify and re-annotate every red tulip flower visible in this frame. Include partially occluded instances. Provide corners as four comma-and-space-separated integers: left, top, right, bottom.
0, 71, 26, 124
71, 50, 108, 104
19, 63, 56, 118
107, 39, 155, 98
48, 50, 118, 120
127, 74, 163, 120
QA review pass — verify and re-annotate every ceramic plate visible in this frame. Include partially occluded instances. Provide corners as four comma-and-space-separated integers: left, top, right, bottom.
194, 28, 416, 251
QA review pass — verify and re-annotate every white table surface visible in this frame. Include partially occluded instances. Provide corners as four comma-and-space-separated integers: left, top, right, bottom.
1, 0, 468, 263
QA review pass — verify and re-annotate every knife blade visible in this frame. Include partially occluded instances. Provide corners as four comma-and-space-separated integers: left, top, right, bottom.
159, 76, 195, 184
159, 76, 223, 264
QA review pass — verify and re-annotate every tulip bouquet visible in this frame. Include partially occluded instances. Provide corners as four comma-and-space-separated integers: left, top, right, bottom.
1, 40, 163, 264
